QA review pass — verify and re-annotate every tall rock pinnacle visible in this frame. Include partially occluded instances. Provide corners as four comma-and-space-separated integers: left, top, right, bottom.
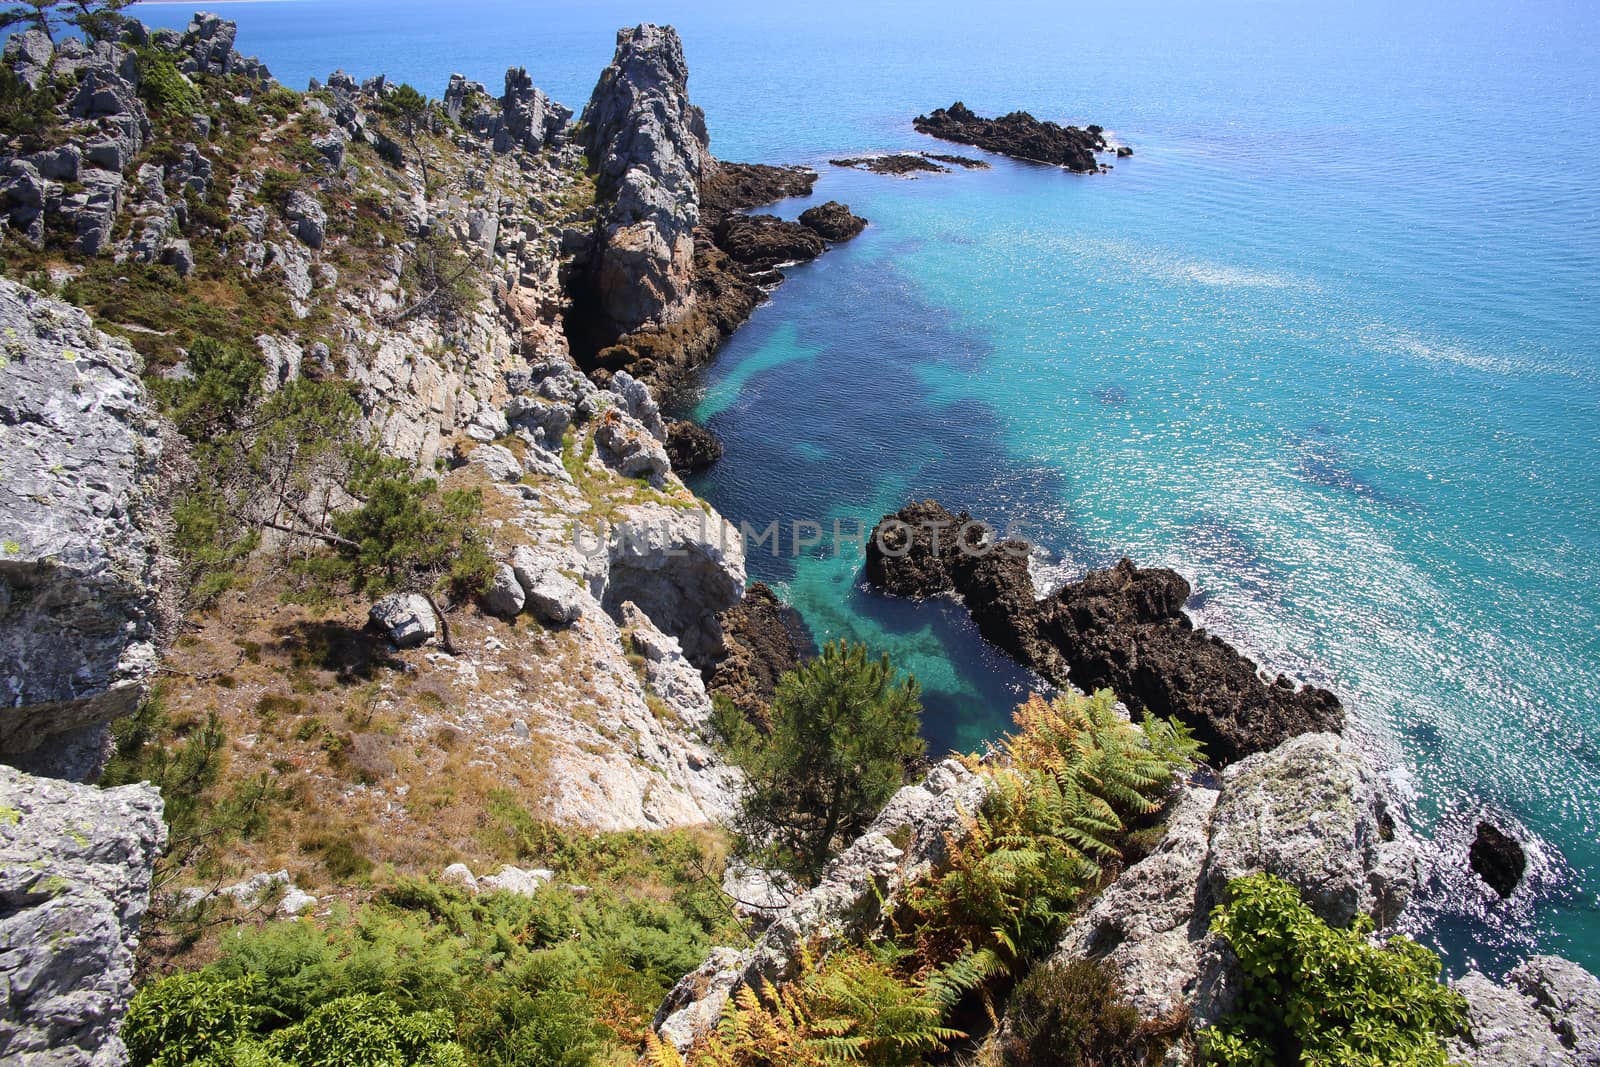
579, 24, 710, 336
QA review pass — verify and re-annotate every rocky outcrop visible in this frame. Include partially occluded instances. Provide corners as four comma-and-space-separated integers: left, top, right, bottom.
797, 201, 867, 242
1470, 820, 1527, 898
601, 504, 745, 665
913, 101, 1119, 173
864, 500, 1343, 764
712, 213, 825, 269
0, 763, 166, 1067
706, 582, 811, 721
664, 419, 723, 473
1051, 783, 1220, 1020
579, 24, 709, 336
697, 162, 818, 226
1202, 732, 1418, 929
0, 281, 163, 766
654, 758, 990, 1048
829, 154, 949, 176
1451, 956, 1600, 1067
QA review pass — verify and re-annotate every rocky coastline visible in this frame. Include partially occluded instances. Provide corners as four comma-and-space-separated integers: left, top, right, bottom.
914, 100, 1130, 171
0, 11, 1595, 1067
864, 499, 1344, 764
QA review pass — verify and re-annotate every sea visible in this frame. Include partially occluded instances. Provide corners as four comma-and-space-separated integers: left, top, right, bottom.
120, 0, 1600, 976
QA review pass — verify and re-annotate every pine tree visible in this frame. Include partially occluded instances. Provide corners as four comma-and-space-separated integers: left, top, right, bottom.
722, 641, 925, 883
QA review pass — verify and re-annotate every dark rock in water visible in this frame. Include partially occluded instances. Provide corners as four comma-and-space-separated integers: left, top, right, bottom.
665, 418, 723, 473
922, 152, 990, 169
1116, 145, 1134, 158
830, 154, 947, 176
700, 161, 817, 225
913, 101, 1116, 173
1470, 821, 1527, 897
864, 500, 1344, 765
713, 213, 826, 269
708, 583, 814, 722
798, 200, 867, 242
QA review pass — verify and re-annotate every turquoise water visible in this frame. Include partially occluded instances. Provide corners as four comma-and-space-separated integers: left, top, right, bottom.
130, 0, 1600, 972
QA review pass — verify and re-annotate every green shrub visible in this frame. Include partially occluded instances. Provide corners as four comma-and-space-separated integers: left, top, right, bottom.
136, 48, 202, 116
718, 640, 925, 884
123, 972, 263, 1067
1200, 873, 1468, 1066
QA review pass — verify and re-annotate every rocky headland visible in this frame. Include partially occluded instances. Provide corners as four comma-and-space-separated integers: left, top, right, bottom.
864, 499, 1343, 764
0, 11, 1594, 1067
914, 100, 1129, 171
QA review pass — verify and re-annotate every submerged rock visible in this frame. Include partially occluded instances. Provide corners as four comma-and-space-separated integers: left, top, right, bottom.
913, 101, 1116, 172
1470, 820, 1527, 898
0, 764, 166, 1067
864, 500, 1344, 764
829, 153, 948, 176
0, 281, 163, 764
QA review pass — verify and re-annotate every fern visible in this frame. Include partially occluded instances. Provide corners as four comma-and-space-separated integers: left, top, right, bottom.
904, 690, 1200, 1010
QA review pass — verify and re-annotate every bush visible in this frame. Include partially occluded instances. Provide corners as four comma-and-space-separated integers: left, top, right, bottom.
993, 958, 1177, 1067
1200, 873, 1468, 1066
718, 640, 925, 884
136, 48, 202, 116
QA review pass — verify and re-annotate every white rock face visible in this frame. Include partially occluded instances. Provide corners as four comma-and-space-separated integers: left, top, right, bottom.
1449, 956, 1600, 1067
0, 764, 166, 1067
602, 503, 745, 665
1202, 731, 1418, 929
1052, 784, 1220, 1020
0, 280, 163, 761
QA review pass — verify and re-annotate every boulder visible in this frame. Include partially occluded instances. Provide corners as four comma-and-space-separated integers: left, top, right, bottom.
664, 419, 723, 473
469, 443, 523, 484
283, 189, 327, 250
479, 865, 554, 897
0, 764, 166, 1067
3, 29, 53, 88
797, 200, 867, 241
1470, 820, 1527, 898
1509, 955, 1600, 1065
481, 562, 525, 618
368, 593, 437, 648
0, 281, 163, 761
579, 24, 709, 334
594, 409, 671, 479
511, 545, 585, 626
654, 947, 753, 1051
1202, 732, 1418, 928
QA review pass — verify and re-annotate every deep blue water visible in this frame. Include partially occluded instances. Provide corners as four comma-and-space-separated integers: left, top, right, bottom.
125, 0, 1600, 974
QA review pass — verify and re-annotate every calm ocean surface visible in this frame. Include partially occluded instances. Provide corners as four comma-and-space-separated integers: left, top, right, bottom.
129, 0, 1600, 974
